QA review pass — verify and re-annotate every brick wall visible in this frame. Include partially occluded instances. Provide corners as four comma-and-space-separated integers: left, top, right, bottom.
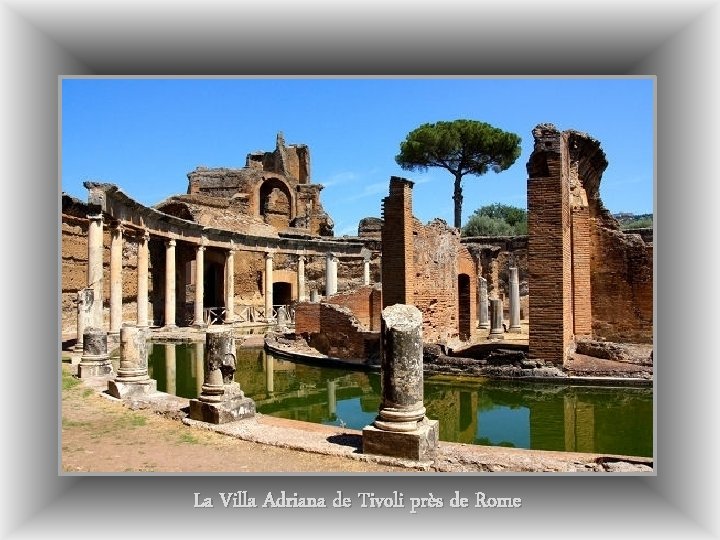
381, 177, 414, 307
527, 125, 573, 366
294, 302, 380, 361
323, 286, 382, 331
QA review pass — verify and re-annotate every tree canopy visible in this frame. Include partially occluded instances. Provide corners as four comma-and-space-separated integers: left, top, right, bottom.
395, 119, 522, 229
462, 203, 527, 237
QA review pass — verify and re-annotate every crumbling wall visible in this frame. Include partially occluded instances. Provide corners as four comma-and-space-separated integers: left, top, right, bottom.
294, 302, 380, 361
527, 123, 653, 366
323, 285, 382, 331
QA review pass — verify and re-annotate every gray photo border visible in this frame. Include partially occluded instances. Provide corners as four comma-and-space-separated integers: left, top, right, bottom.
3, 1, 718, 537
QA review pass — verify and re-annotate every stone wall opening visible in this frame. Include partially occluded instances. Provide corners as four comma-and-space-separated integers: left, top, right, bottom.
259, 178, 293, 229
273, 281, 292, 306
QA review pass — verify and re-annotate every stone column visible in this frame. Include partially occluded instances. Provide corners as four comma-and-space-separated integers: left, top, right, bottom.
225, 248, 235, 323
164, 238, 177, 328
165, 343, 177, 396
108, 325, 157, 398
362, 304, 439, 460
78, 327, 114, 378
136, 231, 150, 328
264, 251, 274, 320
478, 277, 490, 329
74, 288, 94, 352
489, 298, 505, 340
325, 252, 337, 297
189, 327, 256, 423
363, 256, 371, 286
193, 244, 206, 327
310, 289, 319, 303
87, 214, 104, 329
109, 222, 123, 335
509, 267, 522, 333
297, 255, 306, 302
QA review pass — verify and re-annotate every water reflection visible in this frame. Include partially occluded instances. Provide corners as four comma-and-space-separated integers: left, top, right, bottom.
148, 344, 652, 457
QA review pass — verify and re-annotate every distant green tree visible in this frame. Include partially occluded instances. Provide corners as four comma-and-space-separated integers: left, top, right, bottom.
462, 204, 527, 237
620, 216, 653, 230
395, 120, 522, 229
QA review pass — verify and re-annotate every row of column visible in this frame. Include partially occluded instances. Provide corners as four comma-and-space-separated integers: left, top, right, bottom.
84, 215, 372, 332
477, 267, 522, 336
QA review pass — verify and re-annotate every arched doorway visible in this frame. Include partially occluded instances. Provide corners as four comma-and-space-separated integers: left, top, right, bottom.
273, 281, 292, 307
458, 273, 471, 341
259, 178, 294, 229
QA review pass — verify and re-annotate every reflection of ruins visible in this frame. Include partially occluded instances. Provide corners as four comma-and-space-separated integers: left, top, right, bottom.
144, 342, 652, 456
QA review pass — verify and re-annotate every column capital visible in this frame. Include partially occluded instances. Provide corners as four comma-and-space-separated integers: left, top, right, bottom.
86, 213, 103, 223
265, 251, 274, 260
199, 236, 208, 247
166, 238, 176, 247
297, 254, 306, 263
197, 244, 206, 253
111, 221, 124, 235
137, 229, 151, 243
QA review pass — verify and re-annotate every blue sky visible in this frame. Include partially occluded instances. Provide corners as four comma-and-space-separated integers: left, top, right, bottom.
61, 77, 654, 237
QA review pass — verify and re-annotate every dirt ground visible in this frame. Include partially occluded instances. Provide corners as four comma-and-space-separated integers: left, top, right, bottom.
61, 363, 653, 474
61, 364, 410, 473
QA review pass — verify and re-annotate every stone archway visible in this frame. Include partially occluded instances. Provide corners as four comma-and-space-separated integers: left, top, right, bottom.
259, 178, 294, 229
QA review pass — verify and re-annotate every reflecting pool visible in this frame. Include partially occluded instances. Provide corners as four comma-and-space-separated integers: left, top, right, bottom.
148, 343, 653, 457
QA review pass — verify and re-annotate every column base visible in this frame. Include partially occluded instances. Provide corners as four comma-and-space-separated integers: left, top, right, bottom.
78, 356, 114, 378
488, 331, 505, 340
189, 395, 256, 424
107, 378, 157, 399
362, 418, 439, 461
478, 323, 490, 330
508, 325, 522, 333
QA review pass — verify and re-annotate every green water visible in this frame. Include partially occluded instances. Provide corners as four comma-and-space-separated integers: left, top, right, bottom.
148, 343, 653, 457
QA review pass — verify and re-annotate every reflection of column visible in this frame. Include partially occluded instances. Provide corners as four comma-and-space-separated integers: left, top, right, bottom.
328, 380, 337, 419
264, 349, 274, 395
264, 251, 274, 319
509, 267, 521, 333
564, 395, 596, 453
297, 255, 306, 302
165, 343, 177, 396
194, 244, 206, 327
194, 342, 204, 398
87, 214, 104, 328
363, 257, 371, 286
478, 277, 490, 329
164, 239, 177, 328
225, 248, 235, 323
325, 252, 337, 296
109, 223, 123, 334
136, 231, 149, 328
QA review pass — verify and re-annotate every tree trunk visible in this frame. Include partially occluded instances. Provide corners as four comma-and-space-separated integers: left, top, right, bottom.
453, 173, 463, 229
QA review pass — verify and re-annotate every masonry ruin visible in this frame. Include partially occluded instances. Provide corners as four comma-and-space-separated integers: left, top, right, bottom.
62, 126, 652, 374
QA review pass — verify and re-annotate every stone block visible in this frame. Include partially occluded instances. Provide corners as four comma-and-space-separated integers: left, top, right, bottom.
189, 395, 256, 424
362, 418, 439, 461
107, 379, 157, 399
77, 357, 113, 378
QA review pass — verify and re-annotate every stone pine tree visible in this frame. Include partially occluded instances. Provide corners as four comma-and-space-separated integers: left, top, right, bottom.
395, 120, 522, 229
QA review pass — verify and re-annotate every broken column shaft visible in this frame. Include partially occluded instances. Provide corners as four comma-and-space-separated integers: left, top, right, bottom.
489, 298, 505, 340
78, 327, 114, 378
362, 304, 438, 460
189, 327, 255, 423
108, 325, 157, 398
478, 277, 490, 329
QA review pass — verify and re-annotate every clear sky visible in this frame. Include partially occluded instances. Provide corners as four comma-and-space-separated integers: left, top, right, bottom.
61, 77, 654, 236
